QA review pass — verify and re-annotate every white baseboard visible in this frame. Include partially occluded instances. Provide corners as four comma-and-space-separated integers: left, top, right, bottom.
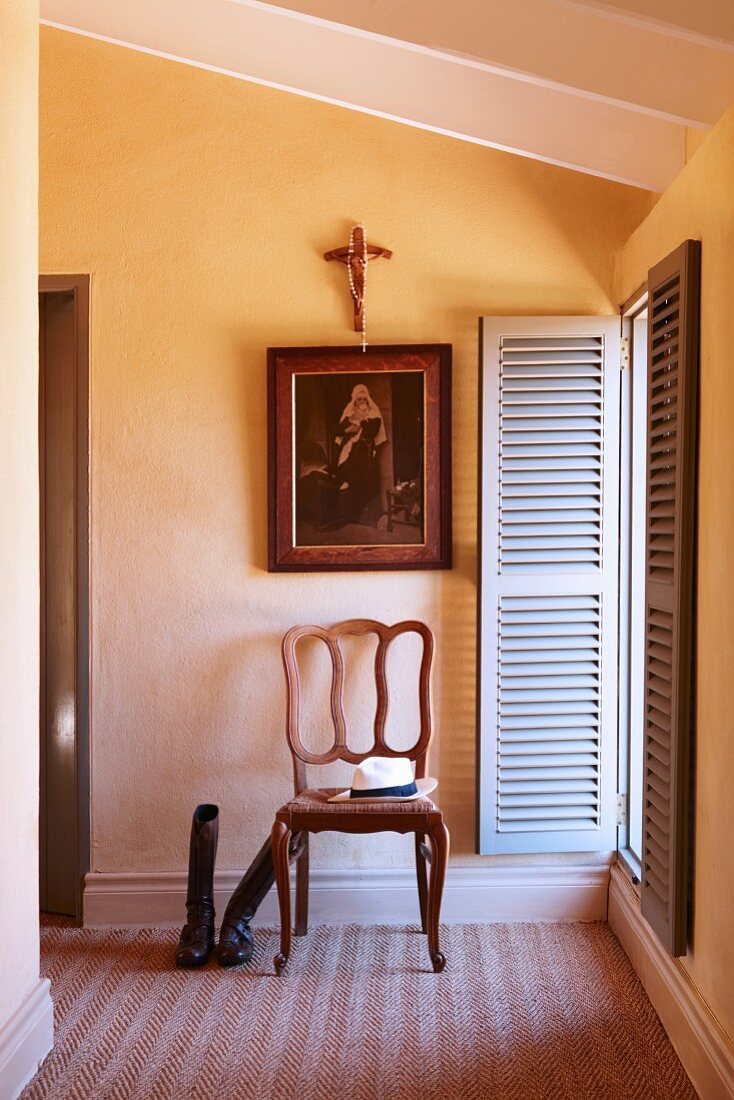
609, 862, 734, 1100
83, 863, 609, 928
0, 979, 54, 1100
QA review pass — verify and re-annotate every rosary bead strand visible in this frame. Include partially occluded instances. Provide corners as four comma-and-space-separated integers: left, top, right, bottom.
347, 223, 368, 352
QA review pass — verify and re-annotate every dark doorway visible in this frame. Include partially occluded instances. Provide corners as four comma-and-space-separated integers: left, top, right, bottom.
39, 275, 90, 923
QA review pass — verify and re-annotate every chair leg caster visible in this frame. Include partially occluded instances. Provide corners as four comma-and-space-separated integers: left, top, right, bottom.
274, 952, 288, 974
431, 952, 446, 973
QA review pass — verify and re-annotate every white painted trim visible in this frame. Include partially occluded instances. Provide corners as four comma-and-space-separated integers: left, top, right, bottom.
554, 0, 734, 52
38, 18, 674, 192
0, 979, 54, 1100
84, 863, 610, 927
232, 0, 732, 118
38, 0, 687, 191
609, 863, 734, 1100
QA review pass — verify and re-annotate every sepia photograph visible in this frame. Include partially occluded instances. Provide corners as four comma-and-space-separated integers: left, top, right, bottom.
295, 370, 424, 547
268, 345, 451, 571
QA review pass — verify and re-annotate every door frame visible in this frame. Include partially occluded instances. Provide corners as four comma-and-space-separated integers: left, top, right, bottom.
39, 273, 90, 924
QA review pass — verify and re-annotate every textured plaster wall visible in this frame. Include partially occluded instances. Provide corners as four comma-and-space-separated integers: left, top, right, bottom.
0, 0, 40, 1029
616, 99, 734, 1043
39, 27, 653, 877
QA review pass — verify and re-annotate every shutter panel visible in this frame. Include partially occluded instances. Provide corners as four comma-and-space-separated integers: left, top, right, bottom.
479, 318, 620, 854
641, 240, 700, 956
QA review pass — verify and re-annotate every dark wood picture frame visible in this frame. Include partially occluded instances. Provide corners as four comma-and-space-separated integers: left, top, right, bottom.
268, 344, 452, 571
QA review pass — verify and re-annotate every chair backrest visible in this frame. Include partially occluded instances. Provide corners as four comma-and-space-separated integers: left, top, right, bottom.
281, 618, 434, 793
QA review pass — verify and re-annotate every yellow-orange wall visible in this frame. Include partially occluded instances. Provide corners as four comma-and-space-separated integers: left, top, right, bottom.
0, 0, 40, 1032
616, 100, 734, 1043
39, 27, 653, 878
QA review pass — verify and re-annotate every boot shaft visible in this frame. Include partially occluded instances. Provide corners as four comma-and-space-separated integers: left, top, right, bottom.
185, 803, 219, 917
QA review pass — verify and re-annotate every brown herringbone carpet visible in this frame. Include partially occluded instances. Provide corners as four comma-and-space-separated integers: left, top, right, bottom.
23, 922, 695, 1100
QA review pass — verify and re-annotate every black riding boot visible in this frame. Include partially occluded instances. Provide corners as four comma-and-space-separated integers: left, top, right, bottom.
175, 804, 219, 968
217, 832, 304, 967
216, 836, 271, 967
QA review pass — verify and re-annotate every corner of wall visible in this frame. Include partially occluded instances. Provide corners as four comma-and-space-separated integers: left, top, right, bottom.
0, 0, 44, 1088
609, 865, 734, 1099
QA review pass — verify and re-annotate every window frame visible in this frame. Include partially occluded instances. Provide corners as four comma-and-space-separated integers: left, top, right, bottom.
617, 284, 648, 883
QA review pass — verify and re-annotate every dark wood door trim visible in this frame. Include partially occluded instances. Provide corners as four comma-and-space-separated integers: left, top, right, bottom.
39, 273, 90, 924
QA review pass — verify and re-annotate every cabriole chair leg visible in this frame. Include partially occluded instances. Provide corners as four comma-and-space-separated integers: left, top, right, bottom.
426, 821, 449, 972
271, 820, 292, 974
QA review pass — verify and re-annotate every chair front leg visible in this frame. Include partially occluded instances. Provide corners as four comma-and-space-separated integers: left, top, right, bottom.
426, 821, 450, 973
295, 833, 309, 937
271, 820, 292, 974
414, 832, 428, 934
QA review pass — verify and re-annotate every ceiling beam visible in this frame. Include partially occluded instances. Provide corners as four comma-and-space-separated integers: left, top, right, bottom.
256, 0, 734, 127
564, 0, 734, 46
41, 0, 691, 190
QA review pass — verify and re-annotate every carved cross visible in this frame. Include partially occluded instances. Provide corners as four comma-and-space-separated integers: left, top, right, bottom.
324, 225, 392, 332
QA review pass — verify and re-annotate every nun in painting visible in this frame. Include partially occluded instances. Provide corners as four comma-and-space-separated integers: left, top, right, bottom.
332, 383, 387, 525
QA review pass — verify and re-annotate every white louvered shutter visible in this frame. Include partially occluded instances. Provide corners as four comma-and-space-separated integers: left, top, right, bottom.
479, 318, 620, 854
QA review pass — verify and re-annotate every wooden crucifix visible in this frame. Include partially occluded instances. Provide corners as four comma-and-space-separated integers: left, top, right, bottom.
324, 225, 392, 333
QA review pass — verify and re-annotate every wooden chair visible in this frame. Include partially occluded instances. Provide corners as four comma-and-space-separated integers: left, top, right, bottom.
270, 618, 449, 974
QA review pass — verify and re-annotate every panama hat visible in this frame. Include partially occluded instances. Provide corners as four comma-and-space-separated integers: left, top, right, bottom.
327, 755, 438, 803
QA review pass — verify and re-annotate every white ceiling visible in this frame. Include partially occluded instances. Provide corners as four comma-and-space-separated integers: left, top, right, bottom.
40, 0, 734, 191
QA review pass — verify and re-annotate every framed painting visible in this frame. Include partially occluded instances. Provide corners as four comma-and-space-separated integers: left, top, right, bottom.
268, 344, 452, 571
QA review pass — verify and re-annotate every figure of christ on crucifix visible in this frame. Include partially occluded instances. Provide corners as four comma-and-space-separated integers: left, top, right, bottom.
324, 224, 392, 333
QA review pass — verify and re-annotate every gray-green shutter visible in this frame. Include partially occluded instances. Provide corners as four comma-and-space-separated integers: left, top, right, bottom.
640, 240, 700, 957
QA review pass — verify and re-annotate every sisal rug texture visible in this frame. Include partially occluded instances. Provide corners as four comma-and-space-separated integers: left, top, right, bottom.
24, 921, 695, 1100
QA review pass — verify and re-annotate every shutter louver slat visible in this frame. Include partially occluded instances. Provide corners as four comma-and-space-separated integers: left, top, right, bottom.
647, 815, 668, 845
640, 240, 700, 957
499, 336, 603, 833
652, 298, 680, 328
499, 336, 604, 573
496, 594, 602, 836
647, 753, 671, 782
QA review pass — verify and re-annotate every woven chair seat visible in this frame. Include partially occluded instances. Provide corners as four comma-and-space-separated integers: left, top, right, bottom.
282, 788, 437, 814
